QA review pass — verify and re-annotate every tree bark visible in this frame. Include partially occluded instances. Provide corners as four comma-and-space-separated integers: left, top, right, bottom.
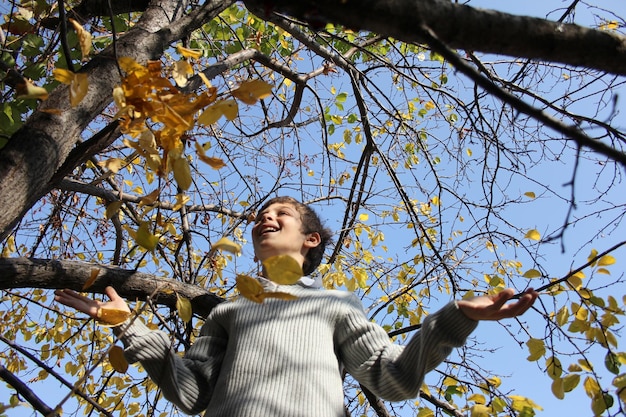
245, 0, 626, 75
0, 257, 223, 317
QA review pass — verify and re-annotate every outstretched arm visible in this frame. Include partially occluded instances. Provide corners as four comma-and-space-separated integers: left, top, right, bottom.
54, 286, 131, 318
457, 287, 538, 321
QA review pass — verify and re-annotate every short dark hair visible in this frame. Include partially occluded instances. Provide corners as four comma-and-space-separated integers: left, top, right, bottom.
257, 196, 333, 275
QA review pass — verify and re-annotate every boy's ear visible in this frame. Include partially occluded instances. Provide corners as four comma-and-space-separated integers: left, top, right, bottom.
304, 232, 322, 248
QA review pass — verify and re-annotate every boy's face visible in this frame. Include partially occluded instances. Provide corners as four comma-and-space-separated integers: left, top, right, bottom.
251, 202, 320, 267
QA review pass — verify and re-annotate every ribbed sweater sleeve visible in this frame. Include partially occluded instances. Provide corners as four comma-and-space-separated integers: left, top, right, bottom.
336, 295, 478, 401
113, 316, 227, 415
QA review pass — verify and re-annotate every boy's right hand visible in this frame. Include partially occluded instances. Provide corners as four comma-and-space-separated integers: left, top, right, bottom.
54, 286, 130, 319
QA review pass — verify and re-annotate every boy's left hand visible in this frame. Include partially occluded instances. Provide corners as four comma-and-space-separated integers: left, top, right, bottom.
457, 288, 538, 321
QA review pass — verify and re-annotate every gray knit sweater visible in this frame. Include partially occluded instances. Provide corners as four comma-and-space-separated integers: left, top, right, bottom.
114, 281, 477, 416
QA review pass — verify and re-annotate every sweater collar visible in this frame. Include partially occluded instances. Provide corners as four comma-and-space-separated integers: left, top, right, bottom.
258, 275, 323, 289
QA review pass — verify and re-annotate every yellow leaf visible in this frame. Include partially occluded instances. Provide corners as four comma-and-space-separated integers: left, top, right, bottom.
98, 157, 125, 173
235, 274, 297, 303
105, 201, 122, 219
109, 345, 129, 373
176, 44, 202, 59
583, 376, 601, 399
231, 79, 273, 105
135, 221, 159, 251
139, 189, 160, 207
176, 294, 192, 323
563, 374, 580, 392
469, 404, 490, 417
587, 249, 599, 265
522, 268, 542, 278
15, 79, 49, 100
551, 378, 564, 399
82, 268, 100, 290
597, 255, 616, 266
172, 156, 192, 190
69, 18, 92, 60
112, 85, 126, 108
358, 213, 369, 221
96, 308, 131, 326
263, 255, 303, 285
211, 236, 241, 255
52, 69, 90, 107
524, 191, 536, 199
173, 193, 190, 211
556, 306, 569, 327
526, 337, 546, 361
524, 229, 541, 241
424, 101, 436, 111
172, 60, 193, 87
197, 99, 238, 125
194, 141, 226, 169
546, 356, 563, 380
118, 57, 147, 75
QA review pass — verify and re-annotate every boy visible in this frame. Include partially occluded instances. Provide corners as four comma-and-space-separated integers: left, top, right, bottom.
55, 196, 537, 416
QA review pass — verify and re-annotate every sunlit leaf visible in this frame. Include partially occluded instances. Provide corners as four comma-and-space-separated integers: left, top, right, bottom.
54, 68, 90, 107
176, 44, 203, 59
194, 141, 226, 169
176, 294, 192, 323
197, 99, 238, 125
172, 60, 193, 87
563, 374, 580, 392
135, 221, 159, 251
551, 378, 564, 399
69, 18, 92, 61
522, 268, 541, 278
597, 255, 616, 266
524, 191, 536, 199
524, 229, 541, 241
526, 338, 545, 361
263, 255, 303, 285
235, 274, 297, 303
98, 157, 125, 173
15, 79, 49, 100
231, 79, 273, 105
546, 356, 563, 380
96, 308, 131, 326
359, 213, 369, 221
82, 268, 100, 290
211, 236, 241, 255
109, 345, 129, 373
105, 201, 122, 219
172, 156, 192, 190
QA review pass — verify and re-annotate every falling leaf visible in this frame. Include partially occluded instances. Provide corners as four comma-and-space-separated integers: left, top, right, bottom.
235, 274, 297, 303
69, 18, 92, 61
15, 79, 49, 100
524, 229, 541, 241
176, 294, 193, 323
96, 308, 131, 326
82, 268, 100, 290
211, 236, 241, 255
197, 100, 238, 125
263, 255, 303, 285
173, 193, 190, 211
98, 157, 125, 173
231, 79, 273, 105
172, 156, 192, 190
109, 345, 129, 373
105, 201, 123, 219
53, 68, 89, 107
176, 44, 203, 59
135, 221, 159, 251
194, 141, 226, 169
172, 60, 193, 87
